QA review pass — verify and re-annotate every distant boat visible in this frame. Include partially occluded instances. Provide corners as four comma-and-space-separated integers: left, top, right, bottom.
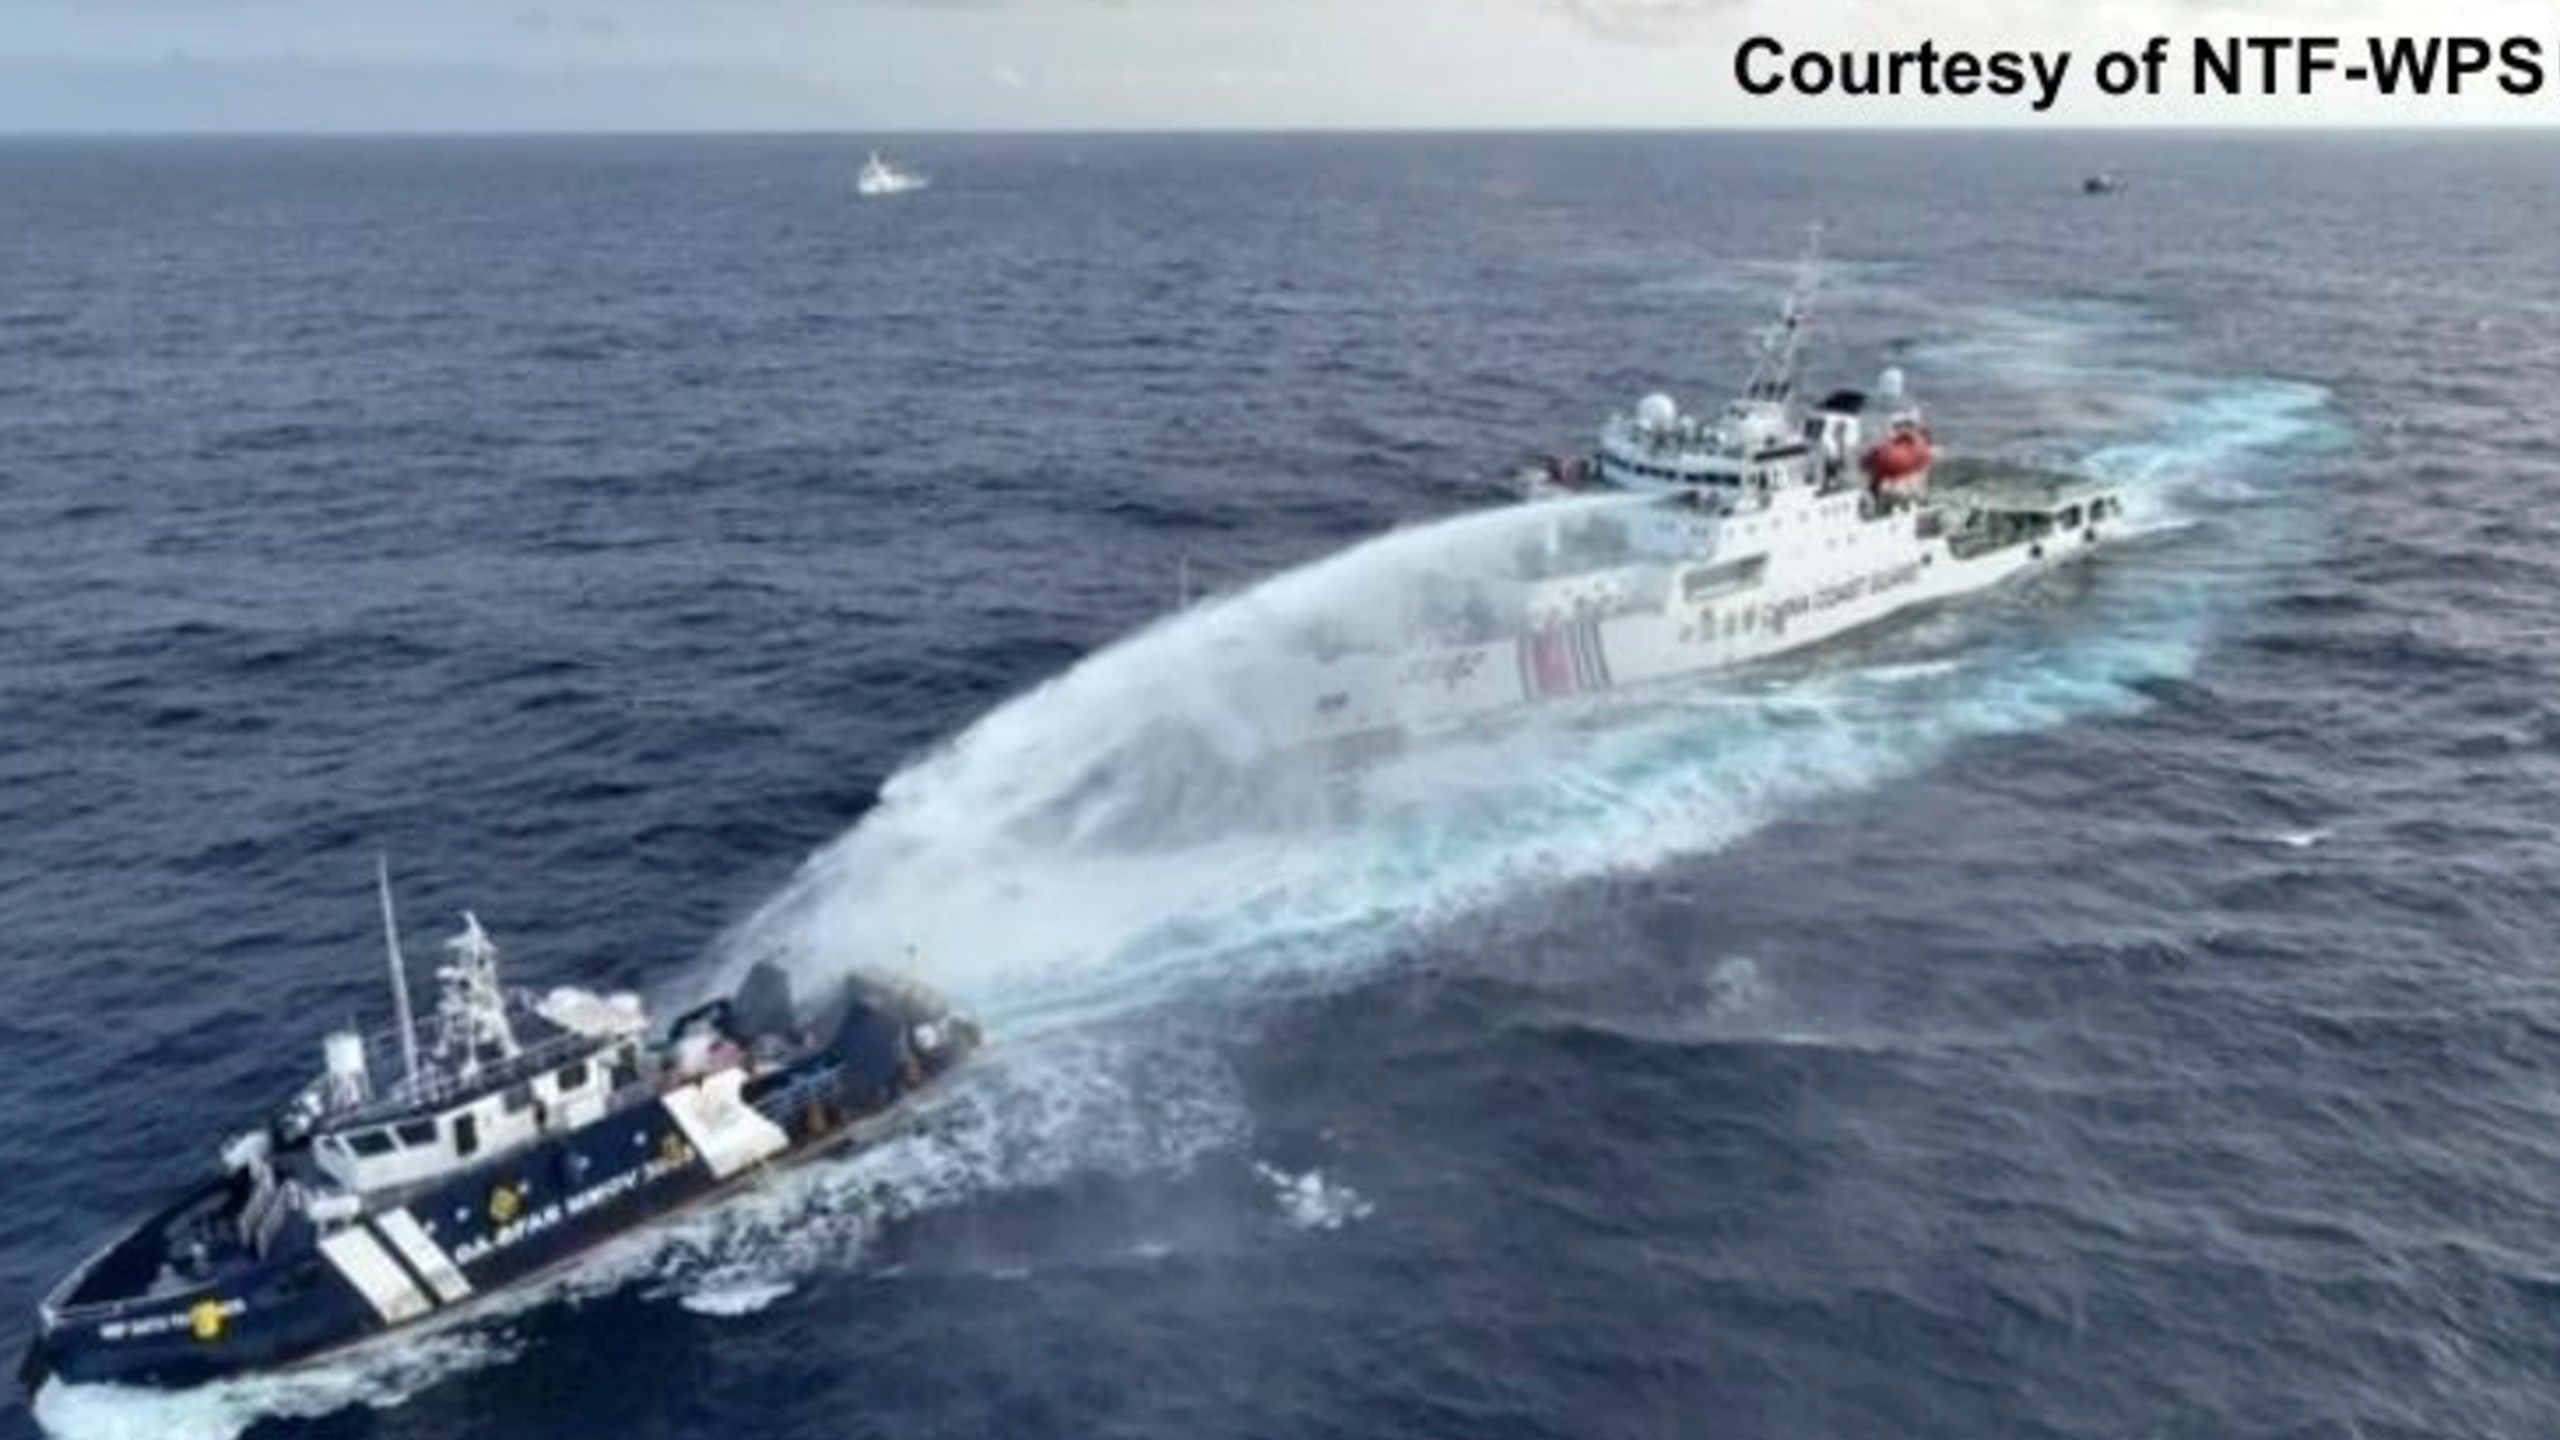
857, 151, 928, 199
2082, 171, 2123, 196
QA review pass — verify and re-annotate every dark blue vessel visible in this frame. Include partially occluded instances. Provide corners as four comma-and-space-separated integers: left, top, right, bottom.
19, 866, 979, 1393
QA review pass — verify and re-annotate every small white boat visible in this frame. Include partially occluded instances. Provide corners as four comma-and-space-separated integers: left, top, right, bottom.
856, 151, 928, 199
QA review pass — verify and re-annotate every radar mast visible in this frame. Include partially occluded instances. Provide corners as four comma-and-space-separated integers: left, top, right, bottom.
1743, 224, 1824, 403
431, 912, 520, 1080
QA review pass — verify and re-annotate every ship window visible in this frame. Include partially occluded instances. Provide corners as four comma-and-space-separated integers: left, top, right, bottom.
452, 1113, 480, 1158
346, 1129, 395, 1158
2058, 505, 2083, 528
558, 1060, 589, 1092
396, 1120, 438, 1149
610, 1055, 640, 1092
503, 1083, 534, 1114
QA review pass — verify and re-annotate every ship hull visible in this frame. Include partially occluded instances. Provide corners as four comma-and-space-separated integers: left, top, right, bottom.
25, 1045, 966, 1393
1267, 504, 2110, 752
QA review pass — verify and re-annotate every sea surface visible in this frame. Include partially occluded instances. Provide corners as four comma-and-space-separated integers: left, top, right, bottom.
3, 130, 2558, 1440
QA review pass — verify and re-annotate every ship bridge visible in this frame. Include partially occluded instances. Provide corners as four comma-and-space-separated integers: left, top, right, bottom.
273, 904, 653, 1203
300, 1006, 642, 1199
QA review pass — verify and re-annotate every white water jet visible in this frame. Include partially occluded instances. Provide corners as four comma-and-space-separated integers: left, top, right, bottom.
705, 377, 2341, 1041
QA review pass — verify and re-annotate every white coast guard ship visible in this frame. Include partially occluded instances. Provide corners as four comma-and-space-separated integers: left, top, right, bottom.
23, 864, 978, 1393
1257, 232, 2125, 749
856, 151, 928, 198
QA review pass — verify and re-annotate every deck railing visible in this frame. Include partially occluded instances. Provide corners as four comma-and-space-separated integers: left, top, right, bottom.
296, 1007, 614, 1129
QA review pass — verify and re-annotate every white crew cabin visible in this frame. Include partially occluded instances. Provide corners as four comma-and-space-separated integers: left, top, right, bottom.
1592, 376, 1918, 505
282, 913, 653, 1202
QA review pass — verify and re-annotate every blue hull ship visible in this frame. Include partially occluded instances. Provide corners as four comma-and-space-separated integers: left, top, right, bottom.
19, 865, 980, 1393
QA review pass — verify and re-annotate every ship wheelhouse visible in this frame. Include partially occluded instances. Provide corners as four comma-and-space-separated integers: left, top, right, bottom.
303, 1013, 644, 1199
1596, 394, 1813, 494
277, 909, 653, 1205
1573, 229, 1962, 522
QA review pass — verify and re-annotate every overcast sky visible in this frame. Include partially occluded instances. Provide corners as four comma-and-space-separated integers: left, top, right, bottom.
0, 0, 2553, 132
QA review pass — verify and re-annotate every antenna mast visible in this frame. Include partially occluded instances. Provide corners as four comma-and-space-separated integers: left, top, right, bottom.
435, 913, 519, 1076
378, 854, 420, 1087
1744, 224, 1824, 402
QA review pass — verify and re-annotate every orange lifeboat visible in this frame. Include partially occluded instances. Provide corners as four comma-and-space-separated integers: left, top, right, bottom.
1863, 424, 1933, 487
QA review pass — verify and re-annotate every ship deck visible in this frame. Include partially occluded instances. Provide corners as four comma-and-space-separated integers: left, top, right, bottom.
1931, 458, 2114, 514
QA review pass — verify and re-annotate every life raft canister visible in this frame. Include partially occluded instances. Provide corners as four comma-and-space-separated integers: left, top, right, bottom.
1863, 425, 1933, 485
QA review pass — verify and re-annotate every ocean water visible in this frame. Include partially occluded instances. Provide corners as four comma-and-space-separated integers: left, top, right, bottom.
3, 130, 2558, 1440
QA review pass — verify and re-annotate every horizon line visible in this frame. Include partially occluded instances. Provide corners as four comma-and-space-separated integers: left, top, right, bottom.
1, 121, 2555, 141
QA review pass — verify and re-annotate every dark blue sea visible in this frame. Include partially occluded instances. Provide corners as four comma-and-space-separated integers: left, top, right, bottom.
4, 131, 2559, 1440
